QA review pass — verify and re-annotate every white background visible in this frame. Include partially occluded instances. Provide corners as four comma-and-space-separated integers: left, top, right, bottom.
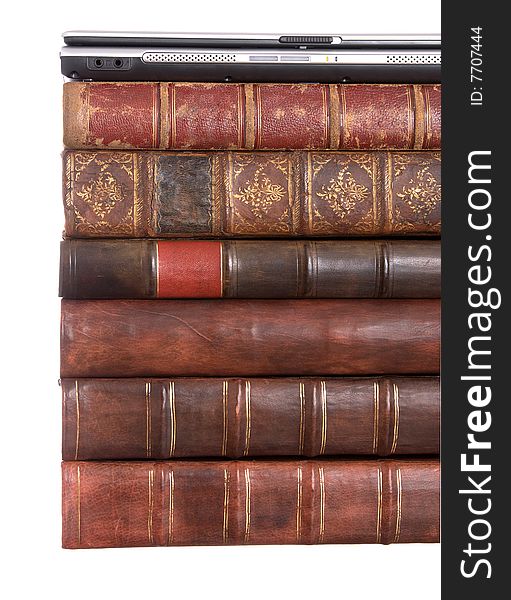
0, 1, 440, 598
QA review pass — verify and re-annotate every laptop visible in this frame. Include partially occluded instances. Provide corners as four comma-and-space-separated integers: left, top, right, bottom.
61, 31, 441, 83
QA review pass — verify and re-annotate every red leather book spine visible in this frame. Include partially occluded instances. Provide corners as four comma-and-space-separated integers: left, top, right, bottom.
63, 83, 441, 150
62, 459, 440, 548
60, 299, 440, 377
62, 377, 440, 460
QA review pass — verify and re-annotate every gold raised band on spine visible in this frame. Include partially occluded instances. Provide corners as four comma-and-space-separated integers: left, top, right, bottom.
318, 466, 325, 542
168, 381, 176, 457
76, 465, 81, 545
74, 380, 80, 460
372, 380, 380, 454
296, 466, 303, 541
393, 468, 403, 543
424, 86, 432, 147
338, 85, 348, 148
222, 380, 229, 456
298, 382, 306, 455
167, 470, 174, 545
328, 84, 341, 149
243, 381, 251, 457
319, 381, 328, 455
307, 152, 313, 234
211, 155, 222, 236
390, 383, 400, 454
244, 468, 251, 543
159, 83, 170, 150
170, 83, 177, 149
145, 382, 152, 458
133, 153, 142, 236
244, 84, 255, 150
223, 468, 230, 543
413, 85, 426, 150
148, 468, 154, 544
384, 152, 394, 233
155, 240, 160, 298
376, 467, 383, 543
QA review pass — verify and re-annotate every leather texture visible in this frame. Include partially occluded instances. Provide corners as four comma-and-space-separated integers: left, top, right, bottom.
59, 239, 441, 299
60, 299, 440, 377
63, 82, 441, 150
62, 376, 440, 460
63, 150, 441, 238
62, 459, 440, 548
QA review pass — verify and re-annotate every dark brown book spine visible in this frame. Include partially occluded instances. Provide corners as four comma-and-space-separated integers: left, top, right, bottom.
59, 239, 441, 299
63, 150, 441, 238
62, 459, 440, 548
60, 299, 440, 377
63, 82, 440, 151
62, 377, 440, 460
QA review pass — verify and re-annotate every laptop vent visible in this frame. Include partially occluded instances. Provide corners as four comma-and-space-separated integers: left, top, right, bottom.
143, 52, 237, 63
386, 54, 441, 64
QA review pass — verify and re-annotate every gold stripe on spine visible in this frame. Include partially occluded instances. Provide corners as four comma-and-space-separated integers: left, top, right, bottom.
424, 86, 432, 147
376, 467, 383, 543
319, 381, 328, 455
372, 381, 380, 454
243, 381, 251, 457
85, 84, 91, 146
148, 468, 154, 544
237, 85, 243, 149
372, 154, 379, 234
244, 468, 251, 543
255, 85, 263, 149
244, 84, 255, 150
170, 83, 177, 149
145, 382, 152, 458
155, 241, 160, 297
159, 84, 170, 150
307, 152, 313, 234
151, 84, 158, 148
287, 156, 296, 233
227, 153, 235, 233
413, 85, 426, 150
390, 383, 400, 454
223, 468, 230, 543
167, 470, 174, 545
74, 380, 80, 460
222, 380, 229, 456
211, 155, 222, 235
321, 85, 329, 148
339, 85, 348, 148
393, 468, 403, 543
133, 153, 142, 236
168, 381, 176, 457
298, 382, 305, 455
385, 152, 394, 233
406, 85, 414, 149
76, 465, 81, 545
318, 466, 325, 542
328, 84, 340, 149
296, 466, 303, 542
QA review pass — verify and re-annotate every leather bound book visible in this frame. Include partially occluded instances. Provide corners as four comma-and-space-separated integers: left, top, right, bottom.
62, 459, 440, 548
63, 82, 440, 150
63, 150, 441, 238
59, 239, 441, 299
62, 376, 440, 460
60, 299, 440, 377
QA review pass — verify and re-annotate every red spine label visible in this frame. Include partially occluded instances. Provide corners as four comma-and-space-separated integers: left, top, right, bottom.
157, 241, 222, 298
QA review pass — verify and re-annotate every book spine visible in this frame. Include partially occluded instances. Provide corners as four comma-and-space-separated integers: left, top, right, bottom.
63, 150, 441, 238
62, 459, 440, 548
59, 239, 441, 299
63, 83, 441, 150
60, 299, 440, 377
62, 377, 440, 460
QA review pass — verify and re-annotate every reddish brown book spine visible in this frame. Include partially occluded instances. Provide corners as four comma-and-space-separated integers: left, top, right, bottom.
64, 82, 440, 150
63, 150, 441, 238
62, 459, 440, 548
60, 299, 440, 377
59, 240, 441, 299
62, 377, 440, 460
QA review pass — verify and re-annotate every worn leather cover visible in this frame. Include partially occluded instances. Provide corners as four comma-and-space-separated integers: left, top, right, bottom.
59, 239, 441, 299
62, 376, 440, 460
63, 82, 440, 150
60, 299, 440, 377
63, 150, 441, 237
62, 459, 440, 548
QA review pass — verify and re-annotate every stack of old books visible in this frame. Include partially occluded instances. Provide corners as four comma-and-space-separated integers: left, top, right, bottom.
60, 82, 440, 548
